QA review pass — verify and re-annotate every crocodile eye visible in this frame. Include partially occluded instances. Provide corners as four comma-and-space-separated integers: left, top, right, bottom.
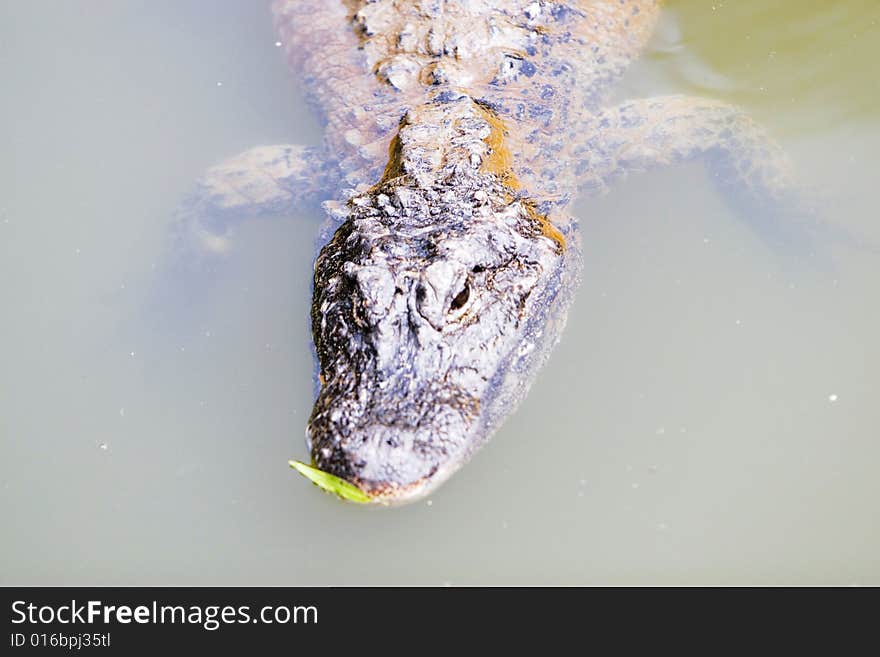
449, 281, 470, 312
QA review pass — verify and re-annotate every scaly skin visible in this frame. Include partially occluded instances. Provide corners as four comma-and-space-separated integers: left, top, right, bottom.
178, 1, 806, 504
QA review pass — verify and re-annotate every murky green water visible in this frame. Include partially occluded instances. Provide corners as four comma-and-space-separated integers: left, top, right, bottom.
1, 1, 878, 584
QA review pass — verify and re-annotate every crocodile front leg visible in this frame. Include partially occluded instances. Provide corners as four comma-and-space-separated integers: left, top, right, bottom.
174, 143, 336, 255
576, 95, 796, 198
572, 95, 822, 251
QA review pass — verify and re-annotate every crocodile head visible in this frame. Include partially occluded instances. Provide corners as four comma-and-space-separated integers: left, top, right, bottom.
303, 94, 577, 504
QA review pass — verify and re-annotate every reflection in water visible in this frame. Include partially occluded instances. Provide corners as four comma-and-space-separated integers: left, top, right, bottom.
0, 1, 878, 584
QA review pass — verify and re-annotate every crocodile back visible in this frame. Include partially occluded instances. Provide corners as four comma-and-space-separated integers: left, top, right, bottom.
272, 0, 661, 201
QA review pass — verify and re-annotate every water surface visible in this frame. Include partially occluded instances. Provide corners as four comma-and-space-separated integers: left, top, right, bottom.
1, 0, 878, 584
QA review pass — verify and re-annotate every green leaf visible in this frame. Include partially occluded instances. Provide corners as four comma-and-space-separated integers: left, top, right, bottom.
288, 460, 372, 504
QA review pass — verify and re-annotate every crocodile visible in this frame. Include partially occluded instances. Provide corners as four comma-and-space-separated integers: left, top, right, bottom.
178, 0, 805, 504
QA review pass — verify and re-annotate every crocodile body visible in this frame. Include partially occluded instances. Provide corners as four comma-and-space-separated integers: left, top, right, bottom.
181, 1, 801, 504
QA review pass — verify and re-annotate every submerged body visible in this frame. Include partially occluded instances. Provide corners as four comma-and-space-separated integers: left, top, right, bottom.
183, 1, 802, 503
